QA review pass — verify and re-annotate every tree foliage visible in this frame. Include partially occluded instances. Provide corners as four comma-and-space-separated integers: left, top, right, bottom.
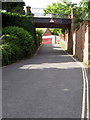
50, 28, 65, 35
79, 0, 90, 20
44, 0, 77, 18
72, 0, 90, 29
44, 0, 90, 32
44, 0, 78, 34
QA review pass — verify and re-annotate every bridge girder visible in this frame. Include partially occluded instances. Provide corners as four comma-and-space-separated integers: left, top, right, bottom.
33, 17, 71, 28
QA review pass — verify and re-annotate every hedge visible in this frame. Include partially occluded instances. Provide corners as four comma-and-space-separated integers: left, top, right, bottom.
2, 12, 43, 66
2, 26, 36, 66
36, 29, 43, 46
2, 2, 25, 14
2, 12, 35, 37
1, 43, 22, 65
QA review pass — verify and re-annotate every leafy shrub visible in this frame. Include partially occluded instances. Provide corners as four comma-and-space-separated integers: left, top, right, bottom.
2, 26, 34, 55
2, 2, 25, 14
2, 12, 34, 38
36, 28, 43, 45
2, 12, 43, 66
2, 26, 36, 66
2, 34, 19, 45
1, 44, 22, 65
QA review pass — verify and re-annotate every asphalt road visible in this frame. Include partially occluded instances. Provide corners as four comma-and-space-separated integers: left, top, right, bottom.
2, 44, 83, 118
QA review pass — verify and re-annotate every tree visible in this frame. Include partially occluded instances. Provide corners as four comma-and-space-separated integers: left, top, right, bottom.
50, 28, 65, 35
80, 0, 90, 20
44, 0, 77, 34
44, 0, 90, 31
72, 0, 90, 29
44, 0, 77, 18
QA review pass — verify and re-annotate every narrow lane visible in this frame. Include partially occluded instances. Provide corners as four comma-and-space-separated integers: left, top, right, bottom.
2, 44, 83, 118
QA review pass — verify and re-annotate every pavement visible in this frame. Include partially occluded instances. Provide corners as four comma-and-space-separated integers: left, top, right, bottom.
2, 44, 83, 118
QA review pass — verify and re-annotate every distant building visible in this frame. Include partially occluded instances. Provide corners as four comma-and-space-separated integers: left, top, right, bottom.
31, 8, 52, 17
42, 28, 52, 36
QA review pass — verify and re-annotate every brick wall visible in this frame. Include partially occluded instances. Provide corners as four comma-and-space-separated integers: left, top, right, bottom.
73, 21, 90, 65
59, 30, 68, 50
59, 20, 90, 65
88, 22, 90, 65
75, 23, 84, 61
73, 31, 76, 55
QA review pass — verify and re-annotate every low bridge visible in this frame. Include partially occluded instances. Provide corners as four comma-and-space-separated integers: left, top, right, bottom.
33, 17, 72, 54
33, 17, 71, 28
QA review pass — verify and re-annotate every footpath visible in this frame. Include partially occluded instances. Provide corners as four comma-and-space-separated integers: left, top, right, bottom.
2, 44, 86, 118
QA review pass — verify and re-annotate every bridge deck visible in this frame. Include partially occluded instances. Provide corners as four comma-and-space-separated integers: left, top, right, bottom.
33, 17, 71, 28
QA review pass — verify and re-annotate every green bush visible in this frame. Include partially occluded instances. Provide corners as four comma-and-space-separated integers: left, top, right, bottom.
36, 29, 43, 46
2, 12, 35, 38
2, 26, 36, 66
3, 26, 34, 54
2, 12, 43, 66
2, 34, 19, 45
1, 44, 22, 65
2, 2, 25, 14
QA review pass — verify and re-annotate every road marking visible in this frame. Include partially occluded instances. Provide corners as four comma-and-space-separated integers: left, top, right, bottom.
67, 55, 89, 120
84, 67, 89, 119
69, 56, 89, 120
81, 67, 86, 119
60, 45, 89, 120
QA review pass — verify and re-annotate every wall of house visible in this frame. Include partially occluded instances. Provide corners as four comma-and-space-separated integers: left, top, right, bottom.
42, 35, 60, 44
43, 29, 52, 36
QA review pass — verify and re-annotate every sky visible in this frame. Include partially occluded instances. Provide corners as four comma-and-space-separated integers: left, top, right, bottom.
23, 0, 82, 8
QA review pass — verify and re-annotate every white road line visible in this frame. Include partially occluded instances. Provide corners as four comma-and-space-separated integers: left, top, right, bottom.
69, 55, 86, 120
84, 67, 89, 119
81, 67, 86, 119
68, 55, 89, 120
60, 45, 89, 120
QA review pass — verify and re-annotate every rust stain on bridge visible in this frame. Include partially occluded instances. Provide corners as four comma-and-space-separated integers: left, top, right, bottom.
33, 17, 71, 28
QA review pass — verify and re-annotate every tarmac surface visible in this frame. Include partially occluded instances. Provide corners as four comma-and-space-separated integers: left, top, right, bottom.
2, 44, 83, 118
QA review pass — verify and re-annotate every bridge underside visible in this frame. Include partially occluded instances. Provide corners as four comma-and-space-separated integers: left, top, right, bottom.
33, 17, 71, 28
33, 17, 72, 54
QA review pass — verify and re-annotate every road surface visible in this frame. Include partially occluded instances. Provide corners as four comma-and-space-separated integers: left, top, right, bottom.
2, 44, 83, 118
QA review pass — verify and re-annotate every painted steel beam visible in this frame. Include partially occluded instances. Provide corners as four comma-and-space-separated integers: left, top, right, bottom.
33, 17, 71, 28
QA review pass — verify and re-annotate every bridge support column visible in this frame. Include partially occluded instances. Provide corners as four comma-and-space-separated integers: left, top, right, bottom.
34, 28, 37, 46
67, 8, 76, 54
68, 27, 73, 54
